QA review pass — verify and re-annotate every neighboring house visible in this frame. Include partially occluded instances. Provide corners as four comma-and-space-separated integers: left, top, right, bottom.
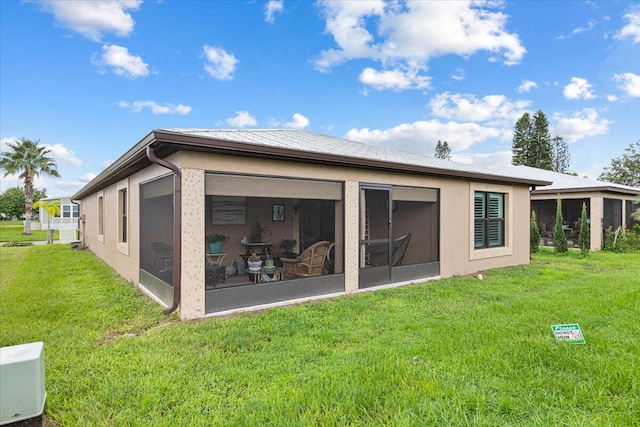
72, 129, 550, 320
36, 196, 80, 240
490, 166, 640, 250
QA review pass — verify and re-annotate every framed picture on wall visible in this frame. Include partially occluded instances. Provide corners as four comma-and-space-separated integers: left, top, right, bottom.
272, 204, 285, 222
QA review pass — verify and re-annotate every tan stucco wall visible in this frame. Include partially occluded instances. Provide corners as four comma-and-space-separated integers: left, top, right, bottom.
80, 149, 534, 318
79, 156, 183, 286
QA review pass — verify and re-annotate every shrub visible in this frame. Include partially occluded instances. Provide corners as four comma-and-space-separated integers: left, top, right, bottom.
554, 196, 568, 253
2, 240, 34, 247
530, 211, 540, 254
578, 202, 590, 257
603, 226, 640, 252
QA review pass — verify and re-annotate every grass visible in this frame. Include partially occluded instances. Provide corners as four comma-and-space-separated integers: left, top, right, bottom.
0, 221, 59, 242
1, 246, 639, 426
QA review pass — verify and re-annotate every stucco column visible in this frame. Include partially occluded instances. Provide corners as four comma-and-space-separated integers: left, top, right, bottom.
344, 181, 359, 294
590, 196, 603, 251
179, 168, 205, 320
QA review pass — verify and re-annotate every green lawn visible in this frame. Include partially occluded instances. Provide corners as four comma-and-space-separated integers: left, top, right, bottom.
0, 221, 59, 242
1, 246, 638, 426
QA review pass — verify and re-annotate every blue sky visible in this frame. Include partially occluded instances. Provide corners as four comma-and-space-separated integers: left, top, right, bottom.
1, 0, 639, 197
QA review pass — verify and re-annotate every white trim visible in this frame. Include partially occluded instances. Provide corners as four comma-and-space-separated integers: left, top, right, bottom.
117, 179, 129, 256
469, 182, 514, 260
97, 190, 104, 243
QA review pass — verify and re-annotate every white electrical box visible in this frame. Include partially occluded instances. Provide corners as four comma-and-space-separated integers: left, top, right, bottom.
0, 342, 46, 426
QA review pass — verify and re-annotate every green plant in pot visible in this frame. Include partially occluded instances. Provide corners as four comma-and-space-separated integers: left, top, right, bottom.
206, 234, 229, 254
280, 238, 297, 253
264, 248, 274, 269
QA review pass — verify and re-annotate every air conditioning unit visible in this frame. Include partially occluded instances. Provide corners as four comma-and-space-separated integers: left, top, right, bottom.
0, 342, 46, 426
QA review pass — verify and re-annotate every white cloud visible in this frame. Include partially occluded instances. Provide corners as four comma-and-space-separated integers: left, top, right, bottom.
563, 77, 596, 100
284, 113, 310, 129
36, 0, 142, 42
226, 111, 257, 127
0, 136, 18, 153
93, 44, 149, 78
359, 67, 431, 91
315, 0, 526, 81
450, 68, 465, 81
79, 172, 96, 182
45, 144, 85, 167
614, 10, 640, 43
552, 108, 612, 142
607, 94, 619, 102
518, 79, 537, 93
265, 0, 284, 23
346, 119, 501, 154
118, 100, 192, 115
614, 72, 640, 97
428, 92, 531, 127
203, 45, 238, 80
572, 18, 596, 35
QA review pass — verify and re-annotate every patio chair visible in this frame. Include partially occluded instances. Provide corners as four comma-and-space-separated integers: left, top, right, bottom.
281, 241, 331, 279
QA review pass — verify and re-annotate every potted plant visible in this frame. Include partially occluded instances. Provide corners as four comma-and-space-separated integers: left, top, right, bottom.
247, 251, 262, 271
280, 238, 297, 253
206, 233, 229, 254
264, 248, 274, 269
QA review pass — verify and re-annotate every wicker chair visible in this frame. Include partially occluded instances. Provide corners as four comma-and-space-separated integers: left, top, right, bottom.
281, 241, 331, 279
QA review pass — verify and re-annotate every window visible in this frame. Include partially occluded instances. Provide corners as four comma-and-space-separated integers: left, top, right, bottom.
98, 195, 104, 237
62, 205, 71, 218
119, 188, 128, 243
474, 191, 504, 249
72, 204, 79, 218
116, 179, 129, 254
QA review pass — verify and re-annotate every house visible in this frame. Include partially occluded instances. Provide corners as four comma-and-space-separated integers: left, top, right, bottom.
35, 196, 80, 240
489, 166, 640, 250
72, 129, 550, 320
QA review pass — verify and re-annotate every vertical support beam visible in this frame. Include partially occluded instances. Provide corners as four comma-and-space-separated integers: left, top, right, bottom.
344, 181, 359, 293
590, 196, 603, 251
179, 168, 205, 320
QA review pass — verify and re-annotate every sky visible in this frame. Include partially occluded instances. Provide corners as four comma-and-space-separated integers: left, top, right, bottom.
1, 0, 639, 197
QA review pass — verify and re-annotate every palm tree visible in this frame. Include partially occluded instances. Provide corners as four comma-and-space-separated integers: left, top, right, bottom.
33, 199, 61, 244
0, 138, 60, 234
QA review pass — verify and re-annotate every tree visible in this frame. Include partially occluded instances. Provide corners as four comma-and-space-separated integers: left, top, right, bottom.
0, 187, 25, 219
511, 113, 533, 166
531, 110, 553, 170
511, 110, 555, 170
554, 196, 568, 253
33, 199, 60, 244
434, 140, 452, 160
530, 211, 540, 254
598, 141, 640, 187
578, 202, 590, 257
632, 196, 640, 222
0, 138, 59, 234
551, 135, 571, 173
0, 187, 47, 219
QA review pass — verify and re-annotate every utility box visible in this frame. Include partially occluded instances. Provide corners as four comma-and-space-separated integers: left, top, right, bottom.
70, 241, 82, 250
0, 342, 46, 426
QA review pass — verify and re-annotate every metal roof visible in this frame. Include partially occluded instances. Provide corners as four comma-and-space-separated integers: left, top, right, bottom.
73, 129, 552, 200
489, 165, 640, 195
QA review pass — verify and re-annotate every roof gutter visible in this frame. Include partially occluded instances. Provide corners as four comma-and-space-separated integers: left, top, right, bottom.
146, 145, 182, 315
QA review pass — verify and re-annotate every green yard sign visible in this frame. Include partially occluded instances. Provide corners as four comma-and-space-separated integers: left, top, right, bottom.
551, 324, 585, 344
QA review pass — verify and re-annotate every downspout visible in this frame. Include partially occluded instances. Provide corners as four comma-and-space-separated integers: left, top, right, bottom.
146, 146, 182, 315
